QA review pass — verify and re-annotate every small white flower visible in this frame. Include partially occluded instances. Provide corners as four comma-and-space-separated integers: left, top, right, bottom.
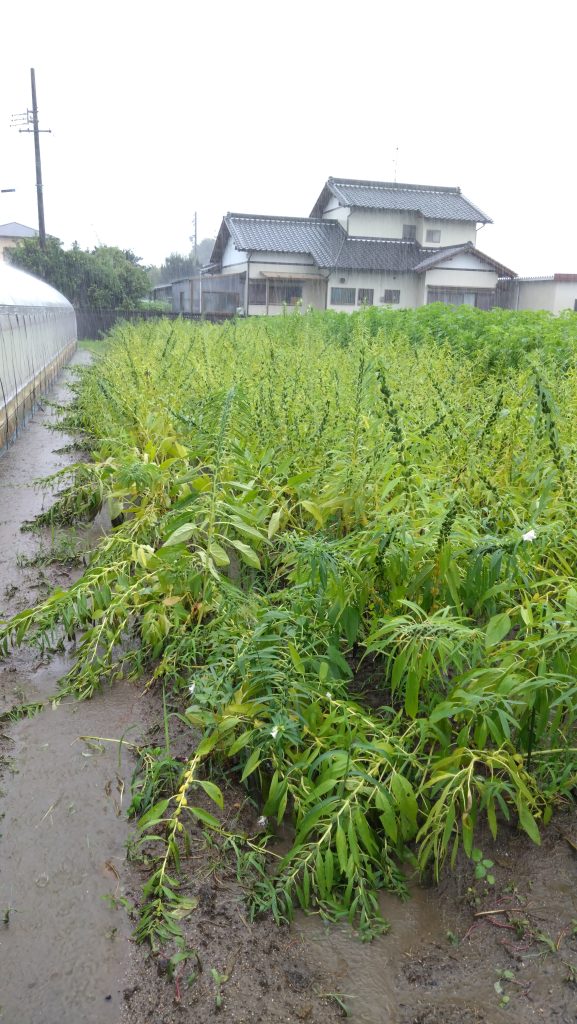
188, 682, 196, 695
325, 692, 332, 700
257, 815, 268, 828
270, 725, 279, 739
522, 529, 537, 542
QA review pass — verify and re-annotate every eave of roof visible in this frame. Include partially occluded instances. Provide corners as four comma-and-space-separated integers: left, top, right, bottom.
414, 243, 515, 278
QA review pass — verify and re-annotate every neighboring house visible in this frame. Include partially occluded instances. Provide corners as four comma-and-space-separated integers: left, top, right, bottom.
0, 222, 38, 261
150, 282, 173, 304
497, 274, 577, 314
205, 177, 516, 316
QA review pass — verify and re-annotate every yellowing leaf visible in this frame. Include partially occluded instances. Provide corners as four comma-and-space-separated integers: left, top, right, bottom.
267, 508, 283, 539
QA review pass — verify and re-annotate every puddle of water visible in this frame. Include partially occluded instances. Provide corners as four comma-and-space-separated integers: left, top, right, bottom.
0, 355, 147, 1024
298, 883, 453, 1023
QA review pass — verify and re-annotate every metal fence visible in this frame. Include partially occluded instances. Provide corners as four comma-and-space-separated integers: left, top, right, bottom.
75, 308, 233, 341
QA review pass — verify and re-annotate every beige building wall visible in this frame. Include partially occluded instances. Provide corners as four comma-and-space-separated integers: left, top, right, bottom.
0, 238, 18, 261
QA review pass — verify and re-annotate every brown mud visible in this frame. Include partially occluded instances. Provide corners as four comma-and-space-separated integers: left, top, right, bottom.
1, 353, 577, 1024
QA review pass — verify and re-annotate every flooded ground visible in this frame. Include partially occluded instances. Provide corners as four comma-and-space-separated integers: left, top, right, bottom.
0, 355, 148, 1024
1, 354, 577, 1024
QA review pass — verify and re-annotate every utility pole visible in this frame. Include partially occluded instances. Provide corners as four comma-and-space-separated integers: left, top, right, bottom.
190, 212, 197, 264
10, 68, 51, 249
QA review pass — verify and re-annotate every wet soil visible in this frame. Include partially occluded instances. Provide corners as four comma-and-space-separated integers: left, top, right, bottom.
2, 354, 577, 1024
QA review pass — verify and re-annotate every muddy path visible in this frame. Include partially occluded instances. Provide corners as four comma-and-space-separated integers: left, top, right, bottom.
1, 354, 577, 1024
0, 353, 151, 1024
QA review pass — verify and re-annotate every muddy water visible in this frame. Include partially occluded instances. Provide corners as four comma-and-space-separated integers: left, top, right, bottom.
300, 827, 577, 1024
0, 356, 146, 1024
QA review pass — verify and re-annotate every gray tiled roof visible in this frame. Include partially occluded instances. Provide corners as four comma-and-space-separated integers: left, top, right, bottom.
331, 238, 423, 272
0, 222, 38, 238
212, 216, 515, 277
224, 213, 345, 266
311, 178, 492, 223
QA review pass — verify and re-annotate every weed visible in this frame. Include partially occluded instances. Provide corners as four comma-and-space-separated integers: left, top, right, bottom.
2, 309, 577, 944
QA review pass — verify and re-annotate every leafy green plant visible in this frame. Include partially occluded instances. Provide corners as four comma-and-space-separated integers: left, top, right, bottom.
2, 308, 577, 944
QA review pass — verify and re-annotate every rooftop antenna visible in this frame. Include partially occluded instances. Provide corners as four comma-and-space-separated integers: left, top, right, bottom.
393, 145, 399, 183
10, 69, 51, 250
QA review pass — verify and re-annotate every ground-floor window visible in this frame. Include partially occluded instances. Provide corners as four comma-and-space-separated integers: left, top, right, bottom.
248, 280, 266, 305
427, 287, 496, 310
269, 282, 303, 305
358, 288, 374, 305
381, 289, 400, 304
331, 287, 356, 305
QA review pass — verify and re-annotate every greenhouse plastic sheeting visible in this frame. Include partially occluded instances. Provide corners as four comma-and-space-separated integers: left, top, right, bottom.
0, 262, 77, 446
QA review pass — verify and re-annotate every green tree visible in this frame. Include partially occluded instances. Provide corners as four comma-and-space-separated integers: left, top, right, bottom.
7, 238, 150, 309
149, 238, 216, 286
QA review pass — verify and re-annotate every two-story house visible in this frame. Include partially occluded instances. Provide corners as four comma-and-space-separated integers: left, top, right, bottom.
204, 177, 515, 315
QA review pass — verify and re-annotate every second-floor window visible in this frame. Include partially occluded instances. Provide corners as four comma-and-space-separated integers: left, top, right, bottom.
402, 224, 417, 240
426, 229, 441, 243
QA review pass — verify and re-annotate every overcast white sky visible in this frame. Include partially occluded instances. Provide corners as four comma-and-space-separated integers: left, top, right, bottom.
0, 0, 575, 275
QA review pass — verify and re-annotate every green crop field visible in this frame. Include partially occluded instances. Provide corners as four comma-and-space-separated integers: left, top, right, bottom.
3, 304, 577, 943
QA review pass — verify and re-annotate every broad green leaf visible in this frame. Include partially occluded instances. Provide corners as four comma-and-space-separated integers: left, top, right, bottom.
138, 798, 170, 830
229, 538, 261, 569
197, 779, 224, 809
517, 799, 541, 845
301, 499, 325, 527
485, 612, 511, 649
195, 731, 221, 757
241, 747, 262, 781
335, 823, 348, 873
404, 668, 420, 719
208, 541, 230, 567
288, 642, 305, 675
163, 523, 196, 547
188, 805, 221, 829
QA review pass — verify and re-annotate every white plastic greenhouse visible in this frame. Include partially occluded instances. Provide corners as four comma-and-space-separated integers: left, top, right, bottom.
0, 261, 77, 450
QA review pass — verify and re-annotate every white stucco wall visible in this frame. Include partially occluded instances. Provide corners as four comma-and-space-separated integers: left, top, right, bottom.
513, 279, 577, 314
222, 236, 248, 267
346, 210, 477, 246
322, 199, 349, 229
326, 270, 421, 311
420, 221, 477, 247
425, 264, 499, 291
251, 252, 317, 268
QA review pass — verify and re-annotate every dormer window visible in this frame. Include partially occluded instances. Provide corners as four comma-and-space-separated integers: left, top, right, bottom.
426, 229, 441, 243
402, 224, 417, 240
